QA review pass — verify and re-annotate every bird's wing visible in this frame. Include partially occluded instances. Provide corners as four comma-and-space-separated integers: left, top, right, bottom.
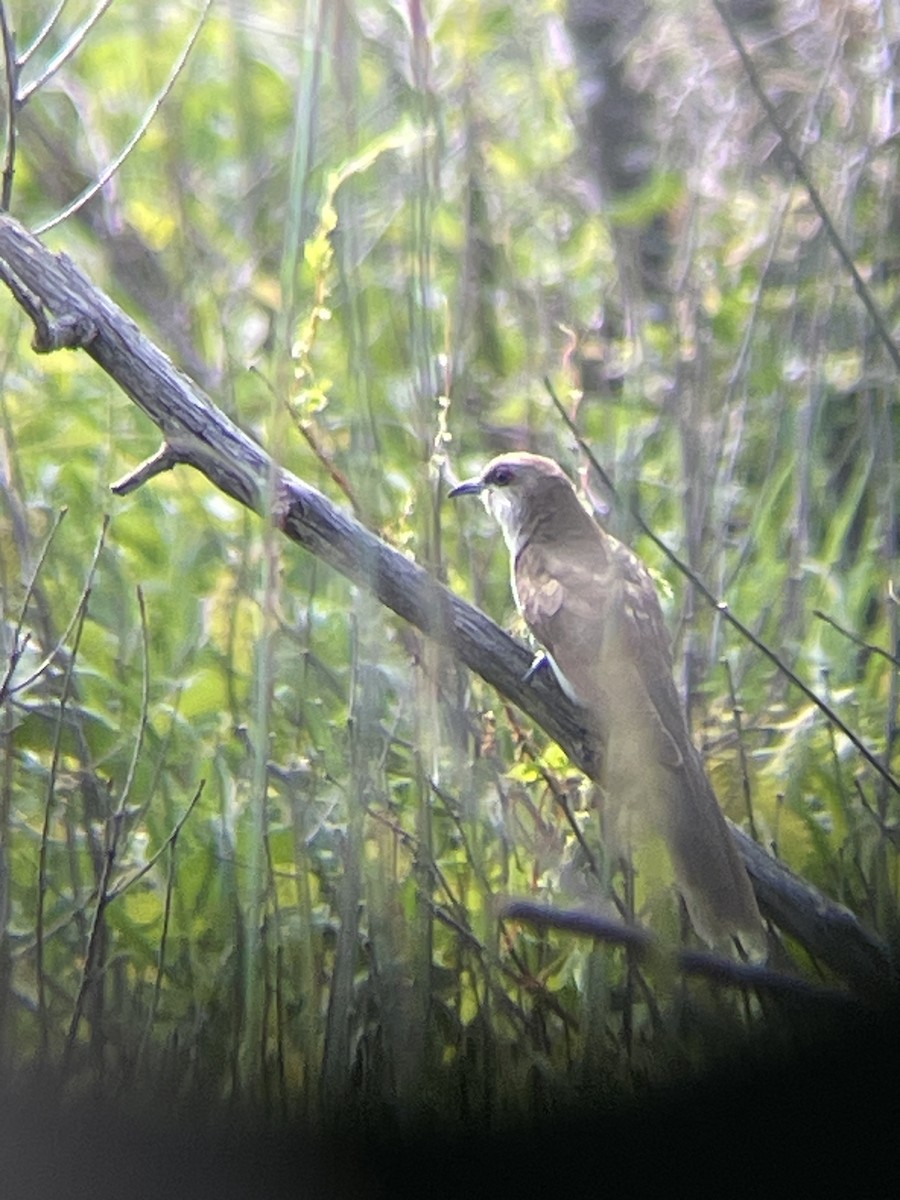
514, 535, 612, 651
515, 533, 688, 765
602, 537, 691, 761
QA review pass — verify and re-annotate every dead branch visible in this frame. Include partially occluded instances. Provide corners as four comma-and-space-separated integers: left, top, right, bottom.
499, 899, 872, 1011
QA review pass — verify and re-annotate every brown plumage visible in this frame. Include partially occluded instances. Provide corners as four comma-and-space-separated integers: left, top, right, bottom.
450, 452, 765, 957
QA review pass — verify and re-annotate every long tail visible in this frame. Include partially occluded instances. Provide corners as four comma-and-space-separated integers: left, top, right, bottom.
666, 748, 767, 959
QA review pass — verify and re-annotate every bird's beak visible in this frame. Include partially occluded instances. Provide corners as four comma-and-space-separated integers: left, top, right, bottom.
448, 475, 484, 498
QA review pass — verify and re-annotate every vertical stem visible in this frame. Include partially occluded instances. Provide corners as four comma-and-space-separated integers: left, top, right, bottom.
238, 526, 279, 1099
277, 0, 326, 355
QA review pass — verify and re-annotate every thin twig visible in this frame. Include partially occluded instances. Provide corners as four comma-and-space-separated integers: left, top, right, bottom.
712, 0, 900, 377
35, 0, 213, 234
18, 0, 115, 103
67, 774, 205, 1053
138, 826, 179, 1068
107, 780, 205, 902
0, 2, 19, 211
502, 704, 600, 878
250, 365, 364, 518
0, 506, 68, 703
110, 443, 183, 496
36, 516, 109, 1053
65, 804, 120, 1055
722, 657, 759, 842
117, 586, 151, 813
813, 608, 900, 670
18, 0, 67, 68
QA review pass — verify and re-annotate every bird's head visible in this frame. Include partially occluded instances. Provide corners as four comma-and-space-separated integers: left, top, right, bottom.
449, 452, 575, 554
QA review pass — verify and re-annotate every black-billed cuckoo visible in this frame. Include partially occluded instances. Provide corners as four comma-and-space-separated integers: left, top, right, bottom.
450, 451, 765, 957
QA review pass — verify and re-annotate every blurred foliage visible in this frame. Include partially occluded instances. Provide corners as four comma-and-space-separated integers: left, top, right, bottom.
0, 0, 898, 1127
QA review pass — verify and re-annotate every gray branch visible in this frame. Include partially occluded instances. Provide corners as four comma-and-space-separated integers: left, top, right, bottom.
0, 212, 893, 1001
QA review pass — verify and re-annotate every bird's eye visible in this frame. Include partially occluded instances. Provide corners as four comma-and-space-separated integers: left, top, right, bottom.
488, 464, 514, 487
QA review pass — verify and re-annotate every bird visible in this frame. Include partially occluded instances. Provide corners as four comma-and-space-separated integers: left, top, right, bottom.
449, 451, 766, 957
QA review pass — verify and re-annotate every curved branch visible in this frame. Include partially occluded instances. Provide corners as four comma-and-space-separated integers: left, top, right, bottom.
0, 210, 893, 999
34, 0, 213, 234
18, 0, 68, 69
18, 0, 115, 104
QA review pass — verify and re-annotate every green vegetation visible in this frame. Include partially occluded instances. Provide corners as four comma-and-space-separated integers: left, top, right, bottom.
0, 0, 897, 1128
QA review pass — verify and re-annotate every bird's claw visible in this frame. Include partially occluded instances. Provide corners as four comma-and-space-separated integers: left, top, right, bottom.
522, 652, 550, 685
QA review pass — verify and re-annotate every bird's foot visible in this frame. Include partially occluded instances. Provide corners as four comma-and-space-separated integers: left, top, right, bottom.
523, 652, 550, 684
